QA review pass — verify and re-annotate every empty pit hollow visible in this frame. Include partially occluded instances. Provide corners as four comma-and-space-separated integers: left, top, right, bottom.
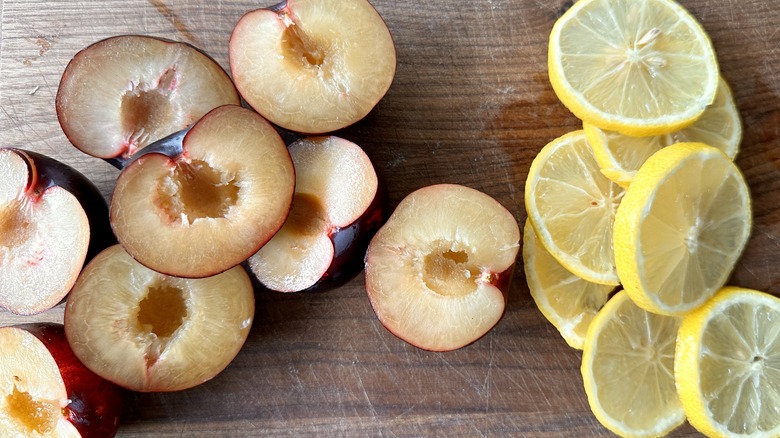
423, 249, 479, 297
6, 384, 60, 435
281, 22, 326, 68
285, 192, 328, 237
120, 72, 177, 148
136, 281, 188, 340
157, 159, 240, 224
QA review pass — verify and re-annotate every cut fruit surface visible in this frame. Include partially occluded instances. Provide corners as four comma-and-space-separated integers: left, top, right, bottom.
57, 35, 240, 161
110, 105, 295, 278
64, 245, 255, 393
614, 142, 752, 315
586, 77, 742, 187
0, 326, 79, 437
523, 220, 613, 350
524, 130, 624, 286
365, 184, 520, 352
13, 323, 124, 438
676, 287, 780, 438
249, 136, 385, 292
582, 290, 684, 437
0, 149, 92, 315
229, 0, 396, 133
548, 0, 719, 136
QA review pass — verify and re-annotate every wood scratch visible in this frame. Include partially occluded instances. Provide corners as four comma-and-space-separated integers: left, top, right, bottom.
484, 332, 495, 437
147, 0, 199, 44
353, 362, 378, 419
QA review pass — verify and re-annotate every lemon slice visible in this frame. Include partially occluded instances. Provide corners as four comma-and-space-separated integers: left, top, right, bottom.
614, 142, 752, 315
586, 77, 742, 187
523, 220, 614, 349
676, 286, 780, 438
525, 130, 624, 286
549, 0, 719, 136
582, 290, 684, 437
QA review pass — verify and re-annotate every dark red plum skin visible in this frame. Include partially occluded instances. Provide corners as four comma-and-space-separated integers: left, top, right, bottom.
19, 323, 125, 438
10, 149, 116, 263
303, 175, 389, 292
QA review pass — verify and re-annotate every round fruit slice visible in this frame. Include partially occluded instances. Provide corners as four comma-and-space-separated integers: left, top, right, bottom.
57, 35, 240, 163
525, 130, 624, 286
614, 142, 752, 315
523, 220, 613, 350
65, 245, 255, 393
365, 184, 520, 352
586, 77, 742, 187
229, 0, 397, 134
582, 290, 684, 437
549, 0, 719, 136
676, 287, 780, 438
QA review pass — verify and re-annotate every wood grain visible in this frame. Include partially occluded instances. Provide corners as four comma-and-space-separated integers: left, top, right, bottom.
1, 0, 779, 436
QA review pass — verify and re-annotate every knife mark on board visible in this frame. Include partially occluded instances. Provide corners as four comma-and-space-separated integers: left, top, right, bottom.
148, 0, 199, 45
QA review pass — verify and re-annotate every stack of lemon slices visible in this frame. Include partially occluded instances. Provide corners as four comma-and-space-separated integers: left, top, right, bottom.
524, 0, 780, 437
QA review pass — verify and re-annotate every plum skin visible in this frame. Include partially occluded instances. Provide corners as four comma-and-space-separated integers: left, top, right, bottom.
303, 177, 389, 292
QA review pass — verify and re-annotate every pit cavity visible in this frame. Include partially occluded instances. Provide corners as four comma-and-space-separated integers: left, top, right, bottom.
120, 68, 178, 150
280, 18, 326, 69
423, 245, 480, 297
136, 281, 189, 341
6, 383, 60, 435
0, 202, 33, 250
286, 192, 328, 237
157, 159, 240, 225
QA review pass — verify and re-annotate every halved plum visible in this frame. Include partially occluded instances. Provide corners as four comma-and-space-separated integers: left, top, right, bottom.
0, 148, 114, 315
365, 184, 521, 351
0, 323, 124, 437
56, 35, 240, 167
64, 245, 254, 392
229, 0, 397, 133
248, 136, 387, 292
110, 105, 295, 278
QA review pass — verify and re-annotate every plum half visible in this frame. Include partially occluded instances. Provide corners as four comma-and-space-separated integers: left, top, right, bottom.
56, 35, 240, 167
0, 323, 124, 437
0, 148, 114, 315
64, 245, 255, 393
229, 0, 397, 134
110, 104, 295, 278
248, 136, 387, 292
365, 184, 521, 351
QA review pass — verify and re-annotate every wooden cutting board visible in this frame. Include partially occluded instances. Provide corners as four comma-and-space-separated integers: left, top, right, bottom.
1, 0, 779, 436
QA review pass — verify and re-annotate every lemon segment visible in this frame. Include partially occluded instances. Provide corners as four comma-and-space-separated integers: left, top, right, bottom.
675, 287, 780, 438
548, 0, 719, 136
614, 142, 752, 316
522, 220, 614, 350
582, 290, 684, 437
525, 130, 624, 286
586, 77, 742, 188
